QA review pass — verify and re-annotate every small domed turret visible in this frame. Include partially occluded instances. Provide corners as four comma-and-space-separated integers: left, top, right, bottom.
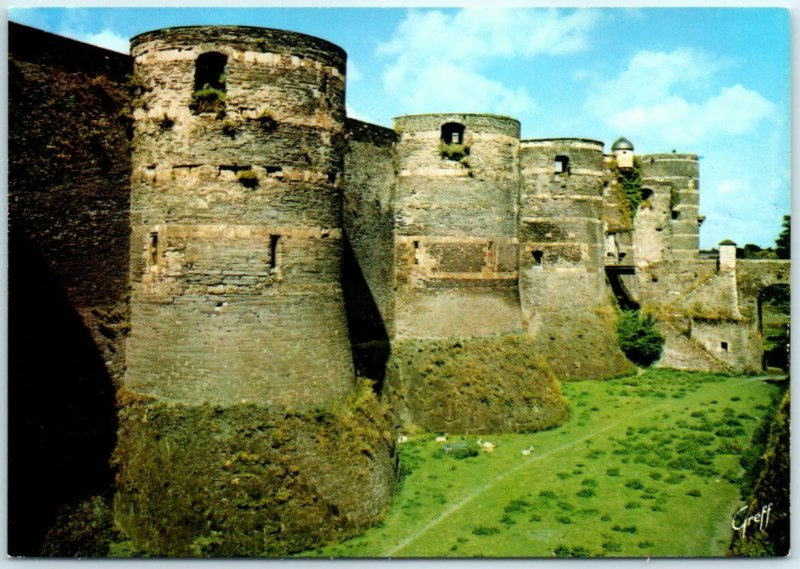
612, 136, 635, 170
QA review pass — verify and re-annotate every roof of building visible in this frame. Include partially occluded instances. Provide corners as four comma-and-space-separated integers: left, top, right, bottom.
611, 136, 634, 151
719, 239, 737, 246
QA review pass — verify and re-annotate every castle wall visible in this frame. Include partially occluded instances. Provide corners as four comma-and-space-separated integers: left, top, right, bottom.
8, 22, 133, 556
126, 26, 354, 406
519, 139, 633, 380
343, 118, 398, 341
392, 114, 522, 338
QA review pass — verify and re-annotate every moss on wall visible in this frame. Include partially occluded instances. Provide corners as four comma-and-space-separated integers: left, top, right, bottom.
728, 387, 790, 557
384, 335, 569, 434
112, 381, 396, 557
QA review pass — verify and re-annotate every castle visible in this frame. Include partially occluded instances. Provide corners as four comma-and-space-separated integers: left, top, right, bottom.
8, 23, 789, 556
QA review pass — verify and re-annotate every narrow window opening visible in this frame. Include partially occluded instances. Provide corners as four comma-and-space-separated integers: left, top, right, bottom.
149, 232, 159, 265
192, 52, 228, 114
672, 210, 680, 220
532, 250, 544, 266
413, 240, 420, 265
721, 341, 729, 352
194, 52, 227, 92
269, 235, 280, 270
441, 122, 465, 145
554, 155, 570, 174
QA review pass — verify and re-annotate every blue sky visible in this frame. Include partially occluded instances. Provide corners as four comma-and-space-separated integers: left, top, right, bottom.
8, 6, 791, 249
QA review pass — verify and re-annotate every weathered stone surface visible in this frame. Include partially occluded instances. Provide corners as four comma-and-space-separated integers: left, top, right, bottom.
384, 335, 569, 433
113, 382, 396, 556
8, 23, 132, 556
127, 26, 355, 406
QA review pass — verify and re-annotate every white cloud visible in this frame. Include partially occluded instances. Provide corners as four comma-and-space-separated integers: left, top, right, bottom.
83, 29, 130, 54
717, 179, 747, 195
59, 27, 130, 54
378, 8, 600, 116
587, 48, 774, 148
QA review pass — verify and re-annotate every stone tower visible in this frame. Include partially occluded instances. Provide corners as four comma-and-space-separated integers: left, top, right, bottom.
518, 138, 632, 379
392, 113, 522, 338
115, 27, 395, 556
635, 154, 700, 265
126, 26, 355, 406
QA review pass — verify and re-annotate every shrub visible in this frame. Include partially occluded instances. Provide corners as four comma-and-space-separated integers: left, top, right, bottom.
554, 545, 589, 557
191, 85, 226, 114
439, 142, 470, 162
617, 309, 665, 367
472, 526, 500, 536
576, 489, 595, 498
439, 442, 478, 459
504, 498, 531, 513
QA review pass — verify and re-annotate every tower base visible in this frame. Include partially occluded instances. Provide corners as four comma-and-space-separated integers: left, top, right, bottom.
112, 382, 396, 556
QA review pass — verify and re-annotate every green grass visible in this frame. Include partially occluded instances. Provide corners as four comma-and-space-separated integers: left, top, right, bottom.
300, 370, 779, 558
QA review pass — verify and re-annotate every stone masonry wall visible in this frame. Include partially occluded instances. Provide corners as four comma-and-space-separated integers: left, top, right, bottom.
8, 22, 133, 555
392, 114, 522, 338
343, 118, 398, 340
126, 26, 354, 406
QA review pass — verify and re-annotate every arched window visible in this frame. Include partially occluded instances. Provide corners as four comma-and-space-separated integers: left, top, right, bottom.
532, 250, 544, 266
441, 122, 465, 145
192, 52, 227, 114
194, 52, 227, 92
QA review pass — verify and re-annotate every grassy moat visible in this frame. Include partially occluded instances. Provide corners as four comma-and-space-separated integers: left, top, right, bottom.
300, 369, 783, 558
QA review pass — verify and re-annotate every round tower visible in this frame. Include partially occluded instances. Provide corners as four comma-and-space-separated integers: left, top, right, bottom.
391, 113, 522, 338
126, 26, 354, 406
519, 138, 606, 273
116, 27, 395, 556
517, 138, 632, 379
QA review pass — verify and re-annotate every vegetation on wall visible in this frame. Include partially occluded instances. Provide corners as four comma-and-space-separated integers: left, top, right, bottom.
191, 85, 226, 115
610, 158, 644, 218
617, 309, 665, 367
385, 335, 569, 434
237, 169, 259, 188
729, 387, 790, 556
107, 380, 395, 557
439, 142, 470, 163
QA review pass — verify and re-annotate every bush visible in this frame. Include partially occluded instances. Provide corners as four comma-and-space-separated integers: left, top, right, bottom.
191, 85, 226, 114
439, 142, 470, 162
618, 309, 665, 367
438, 442, 478, 459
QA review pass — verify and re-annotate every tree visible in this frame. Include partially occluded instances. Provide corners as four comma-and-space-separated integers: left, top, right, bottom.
775, 215, 790, 259
617, 309, 665, 367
